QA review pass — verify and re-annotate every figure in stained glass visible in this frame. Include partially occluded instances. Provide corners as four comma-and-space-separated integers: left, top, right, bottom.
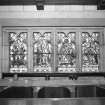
82, 32, 100, 72
57, 32, 76, 72
9, 32, 28, 72
33, 32, 52, 72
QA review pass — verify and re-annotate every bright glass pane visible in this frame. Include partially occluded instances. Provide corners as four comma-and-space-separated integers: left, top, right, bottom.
81, 32, 100, 72
57, 32, 77, 73
9, 32, 28, 73
33, 32, 52, 72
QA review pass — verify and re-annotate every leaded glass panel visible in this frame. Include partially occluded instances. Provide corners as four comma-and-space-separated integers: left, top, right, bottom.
57, 32, 77, 73
9, 32, 28, 73
33, 32, 53, 72
81, 32, 100, 72
7, 28, 102, 74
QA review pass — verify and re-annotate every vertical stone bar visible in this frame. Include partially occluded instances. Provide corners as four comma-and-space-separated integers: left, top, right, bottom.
76, 31, 81, 72
0, 25, 2, 78
103, 28, 105, 72
28, 29, 33, 72
2, 28, 9, 73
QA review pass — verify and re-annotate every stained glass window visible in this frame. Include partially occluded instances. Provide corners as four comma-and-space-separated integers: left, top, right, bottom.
7, 28, 102, 74
81, 32, 100, 72
9, 32, 28, 73
57, 32, 77, 73
33, 32, 53, 73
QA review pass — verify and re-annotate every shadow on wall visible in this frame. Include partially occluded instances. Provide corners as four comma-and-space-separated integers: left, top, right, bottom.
37, 87, 71, 98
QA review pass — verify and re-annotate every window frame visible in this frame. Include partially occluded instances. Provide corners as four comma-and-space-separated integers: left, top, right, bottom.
2, 27, 104, 73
